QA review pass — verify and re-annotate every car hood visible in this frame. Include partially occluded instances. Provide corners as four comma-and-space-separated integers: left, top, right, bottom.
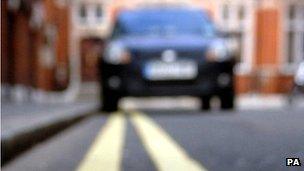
112, 35, 218, 51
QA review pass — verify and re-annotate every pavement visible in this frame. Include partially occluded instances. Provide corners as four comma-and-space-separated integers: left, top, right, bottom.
237, 94, 304, 110
121, 94, 304, 111
1, 101, 99, 164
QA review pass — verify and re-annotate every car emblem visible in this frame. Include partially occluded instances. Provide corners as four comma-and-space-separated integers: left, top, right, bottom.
161, 50, 177, 62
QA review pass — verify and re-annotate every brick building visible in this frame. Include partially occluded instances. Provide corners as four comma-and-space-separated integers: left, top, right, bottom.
2, 0, 304, 103
213, 0, 304, 94
1, 0, 71, 102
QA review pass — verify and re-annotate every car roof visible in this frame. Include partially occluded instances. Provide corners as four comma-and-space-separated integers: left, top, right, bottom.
118, 7, 209, 20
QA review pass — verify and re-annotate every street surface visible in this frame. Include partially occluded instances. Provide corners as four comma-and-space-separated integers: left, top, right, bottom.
3, 107, 304, 171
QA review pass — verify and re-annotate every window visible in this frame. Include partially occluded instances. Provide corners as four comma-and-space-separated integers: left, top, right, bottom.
116, 10, 215, 36
303, 34, 304, 55
289, 5, 295, 19
219, 3, 252, 73
238, 5, 245, 20
222, 4, 229, 20
285, 4, 304, 67
79, 4, 87, 20
96, 5, 103, 19
95, 5, 103, 23
288, 31, 295, 64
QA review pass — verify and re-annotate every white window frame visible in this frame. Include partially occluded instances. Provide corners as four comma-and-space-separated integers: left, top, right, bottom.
78, 3, 88, 24
73, 2, 106, 26
215, 0, 256, 75
94, 4, 104, 23
281, 0, 304, 74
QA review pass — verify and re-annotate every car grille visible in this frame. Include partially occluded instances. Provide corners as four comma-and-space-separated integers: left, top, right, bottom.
130, 49, 206, 62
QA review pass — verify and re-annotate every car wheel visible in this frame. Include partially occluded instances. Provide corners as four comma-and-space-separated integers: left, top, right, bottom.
100, 87, 120, 112
219, 90, 235, 110
200, 95, 211, 111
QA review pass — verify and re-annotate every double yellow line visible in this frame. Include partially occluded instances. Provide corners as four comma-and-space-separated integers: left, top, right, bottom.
77, 112, 126, 171
77, 111, 207, 171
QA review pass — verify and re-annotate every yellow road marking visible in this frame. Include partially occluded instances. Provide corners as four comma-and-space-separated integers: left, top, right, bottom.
77, 112, 126, 171
130, 112, 207, 171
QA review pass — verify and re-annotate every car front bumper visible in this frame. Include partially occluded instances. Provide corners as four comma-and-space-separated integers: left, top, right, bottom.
100, 60, 235, 97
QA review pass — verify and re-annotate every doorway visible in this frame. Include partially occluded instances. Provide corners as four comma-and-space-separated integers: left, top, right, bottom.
80, 38, 105, 82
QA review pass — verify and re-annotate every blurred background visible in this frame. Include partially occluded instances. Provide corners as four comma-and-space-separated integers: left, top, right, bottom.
1, 0, 304, 103
1, 0, 304, 170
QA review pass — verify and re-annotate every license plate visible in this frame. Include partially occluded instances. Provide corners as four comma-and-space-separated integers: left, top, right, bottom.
143, 60, 198, 81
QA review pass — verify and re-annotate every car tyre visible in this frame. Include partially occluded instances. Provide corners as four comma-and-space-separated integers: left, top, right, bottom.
219, 90, 234, 110
101, 87, 120, 112
201, 95, 211, 110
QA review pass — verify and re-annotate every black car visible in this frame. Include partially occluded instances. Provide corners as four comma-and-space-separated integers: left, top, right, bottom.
100, 7, 237, 112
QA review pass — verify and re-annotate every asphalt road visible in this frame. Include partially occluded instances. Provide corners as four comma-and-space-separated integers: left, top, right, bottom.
3, 108, 304, 171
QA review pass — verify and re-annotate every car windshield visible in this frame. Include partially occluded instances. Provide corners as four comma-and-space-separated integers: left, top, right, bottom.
113, 8, 216, 37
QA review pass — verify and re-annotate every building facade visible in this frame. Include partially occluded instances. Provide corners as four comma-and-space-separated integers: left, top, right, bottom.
1, 0, 71, 102
2, 0, 304, 103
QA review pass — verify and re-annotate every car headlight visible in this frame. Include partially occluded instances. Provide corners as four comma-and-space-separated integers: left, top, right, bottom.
104, 43, 131, 64
206, 40, 229, 62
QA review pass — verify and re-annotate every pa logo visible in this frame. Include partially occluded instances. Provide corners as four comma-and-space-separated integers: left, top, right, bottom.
286, 158, 301, 166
